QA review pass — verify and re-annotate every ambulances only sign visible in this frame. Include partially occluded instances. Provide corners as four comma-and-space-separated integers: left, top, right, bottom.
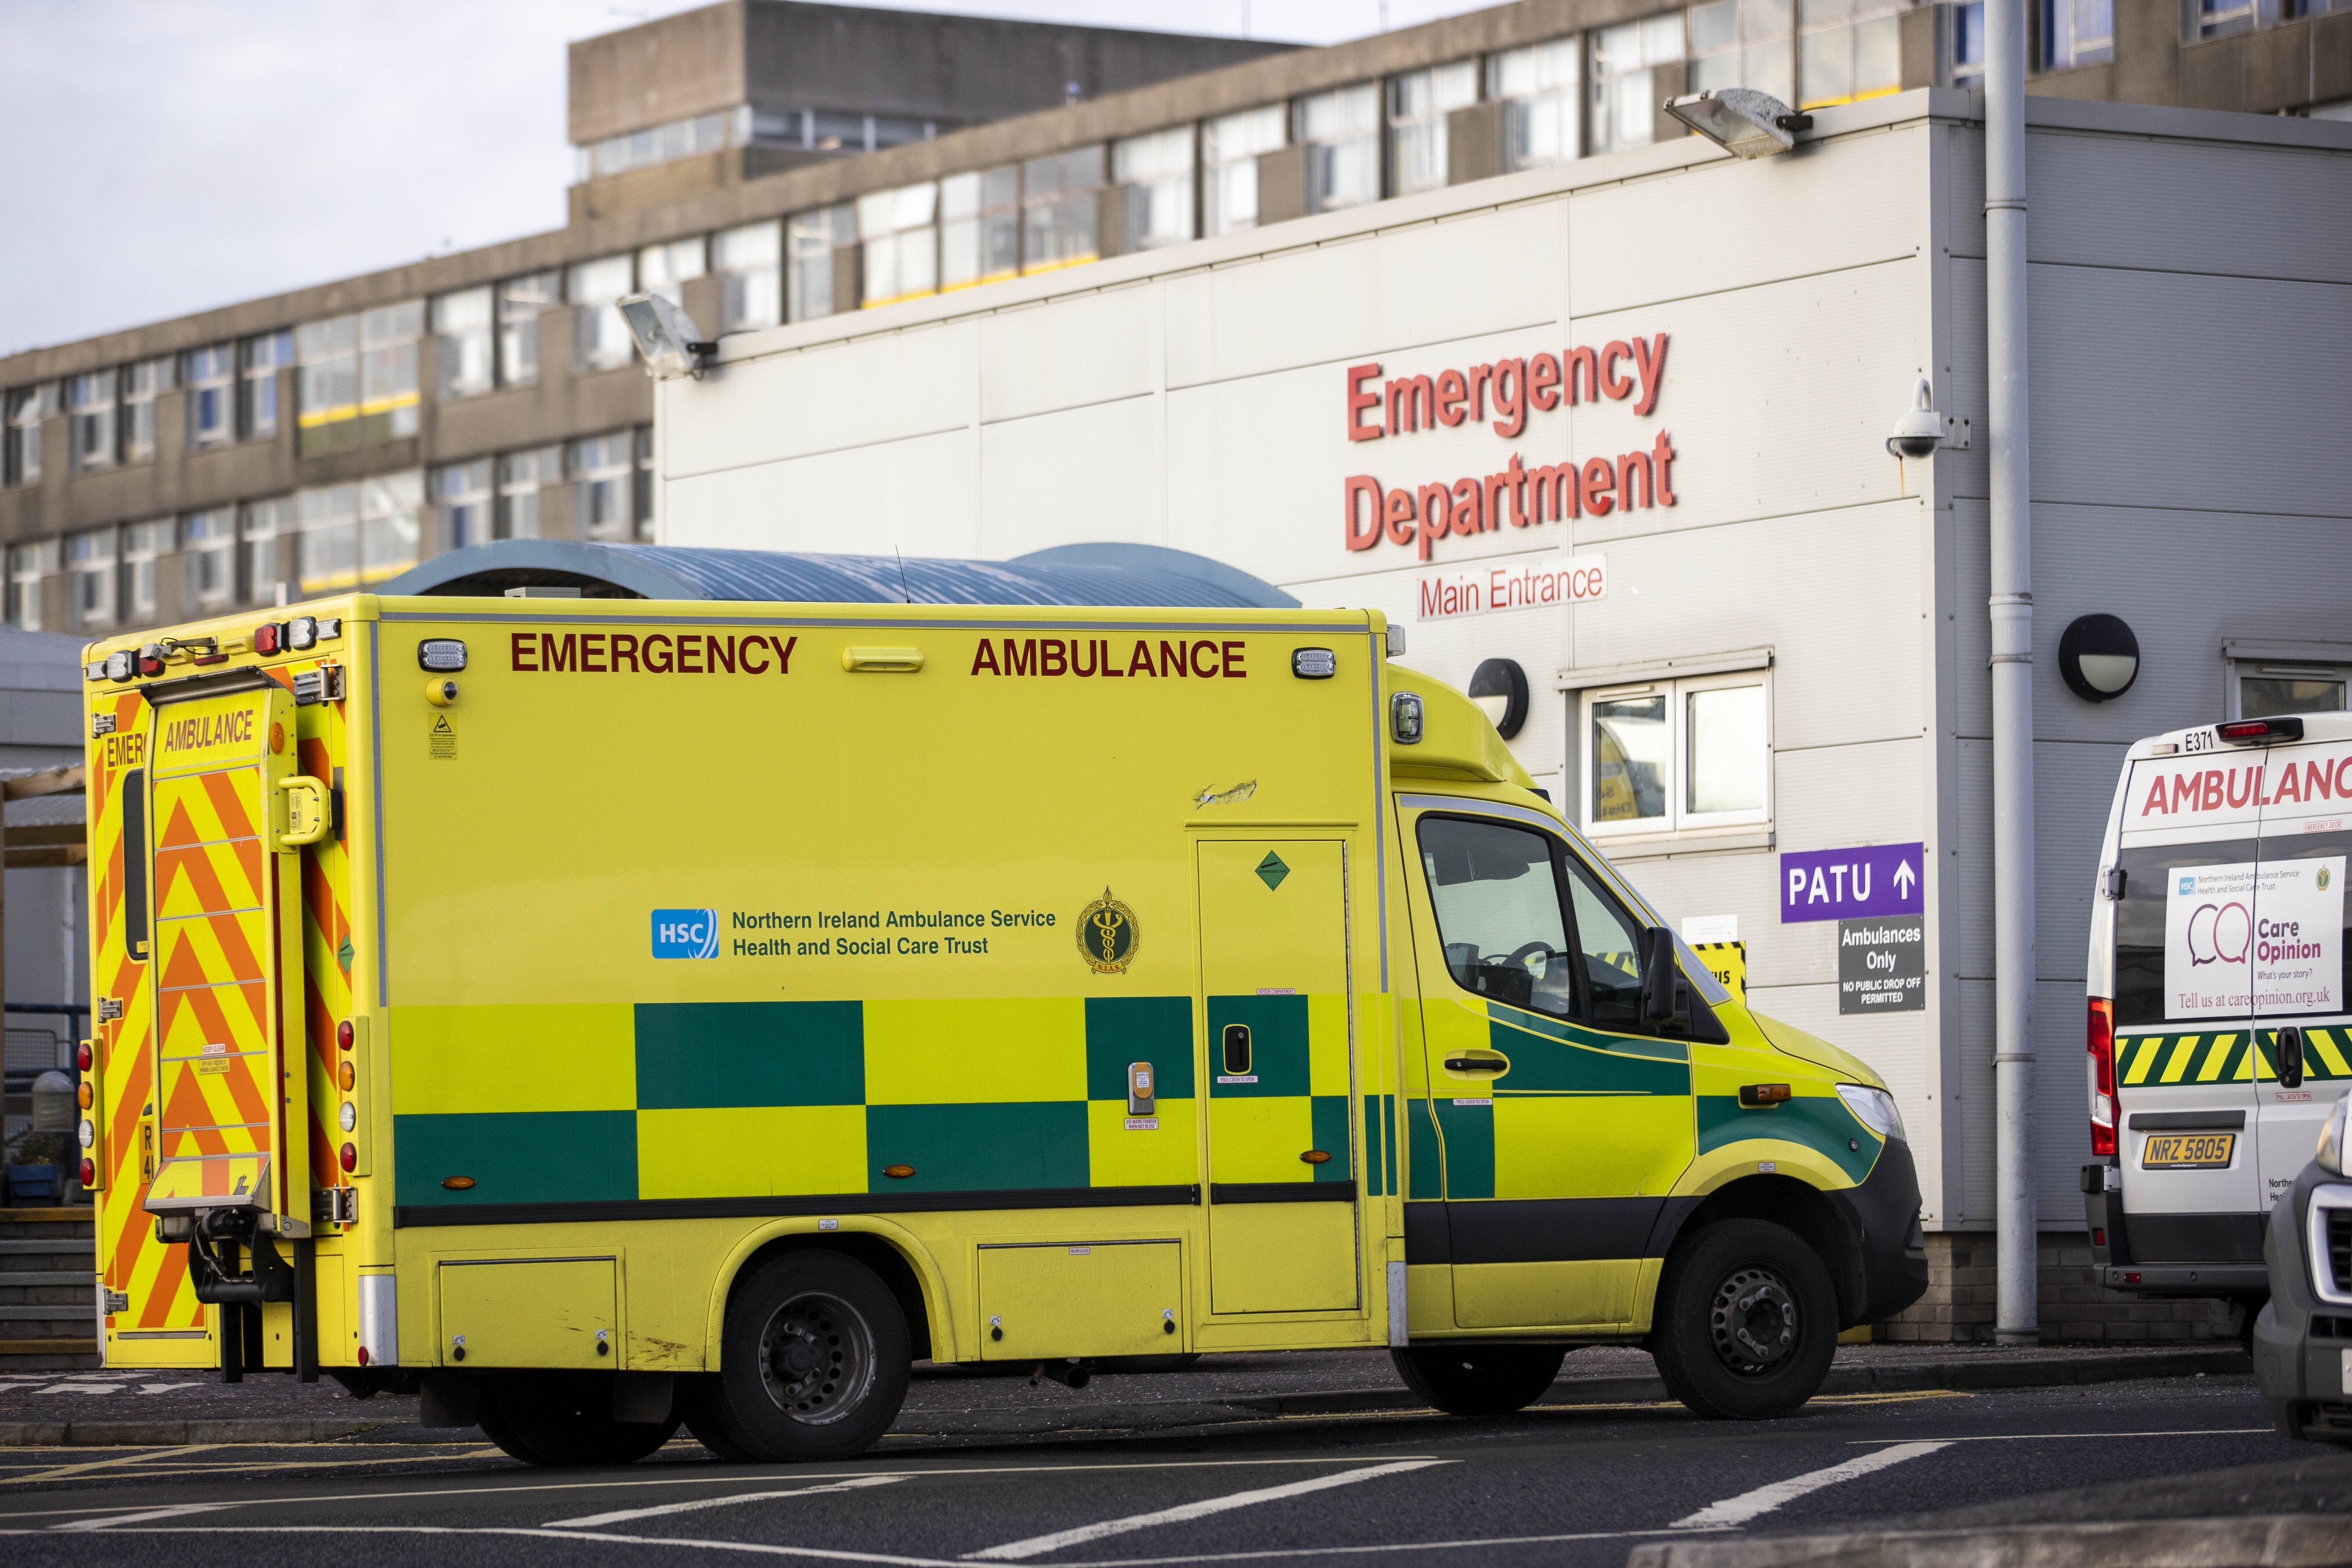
2163, 857, 2344, 1019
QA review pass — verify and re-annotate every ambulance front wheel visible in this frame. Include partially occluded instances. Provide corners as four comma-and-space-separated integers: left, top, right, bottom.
1652, 1219, 1838, 1420
700, 1250, 912, 1463
1389, 1343, 1566, 1416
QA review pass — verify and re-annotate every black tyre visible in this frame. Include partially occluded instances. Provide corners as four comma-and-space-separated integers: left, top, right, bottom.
677, 1373, 759, 1461
478, 1372, 682, 1467
700, 1250, 912, 1463
1390, 1343, 1566, 1416
1652, 1218, 1838, 1420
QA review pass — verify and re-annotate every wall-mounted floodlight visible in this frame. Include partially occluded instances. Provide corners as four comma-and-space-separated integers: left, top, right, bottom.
1663, 88, 1812, 158
617, 292, 716, 378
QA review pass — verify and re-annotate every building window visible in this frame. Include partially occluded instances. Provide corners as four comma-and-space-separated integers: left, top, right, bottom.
6, 540, 54, 630
942, 167, 1021, 289
1799, 0, 1905, 108
1113, 130, 1194, 252
714, 221, 782, 332
577, 107, 742, 182
432, 286, 494, 401
636, 426, 655, 534
184, 346, 235, 449
1586, 673, 1771, 836
1390, 61, 1478, 196
361, 303, 423, 441
2045, 0, 2115, 64
569, 254, 637, 373
4, 385, 51, 488
1203, 105, 1286, 236
69, 373, 116, 471
788, 204, 857, 322
300, 306, 420, 453
2195, 0, 2254, 37
68, 527, 116, 630
240, 497, 293, 605
2235, 662, 2349, 719
119, 520, 165, 623
1296, 83, 1381, 213
571, 431, 642, 541
498, 446, 563, 539
1591, 14, 1686, 155
295, 316, 358, 451
240, 330, 290, 440
433, 459, 493, 551
1022, 147, 1104, 275
180, 510, 236, 609
1949, 0, 1986, 84
1689, 0, 1797, 104
120, 359, 172, 465
859, 182, 940, 307
295, 472, 422, 593
1489, 38, 1583, 173
639, 237, 706, 305
498, 273, 556, 386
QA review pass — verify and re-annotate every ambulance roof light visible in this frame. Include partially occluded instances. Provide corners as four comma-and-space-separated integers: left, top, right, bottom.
2218, 717, 2303, 744
254, 623, 282, 655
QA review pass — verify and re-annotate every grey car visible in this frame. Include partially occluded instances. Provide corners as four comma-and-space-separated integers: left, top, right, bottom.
2254, 1097, 2352, 1443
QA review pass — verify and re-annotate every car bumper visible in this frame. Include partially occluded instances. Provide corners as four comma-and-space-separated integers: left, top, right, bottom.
1831, 1133, 1929, 1325
2253, 1164, 2352, 1440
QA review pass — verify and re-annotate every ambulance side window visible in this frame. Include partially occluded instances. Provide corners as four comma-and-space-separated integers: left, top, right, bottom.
1417, 817, 1576, 1020
2112, 837, 2259, 1027
1560, 853, 1647, 1029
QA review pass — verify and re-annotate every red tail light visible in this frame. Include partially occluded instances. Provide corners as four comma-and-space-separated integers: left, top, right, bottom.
78, 1159, 94, 1185
254, 623, 282, 655
340, 1142, 358, 1173
76, 1042, 93, 1071
338, 1020, 354, 1051
2088, 997, 2117, 1157
356, 1345, 369, 1366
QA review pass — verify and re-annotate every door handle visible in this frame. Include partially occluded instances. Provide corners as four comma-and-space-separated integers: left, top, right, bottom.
1442, 1052, 1509, 1076
2279, 1027, 2305, 1090
273, 775, 331, 848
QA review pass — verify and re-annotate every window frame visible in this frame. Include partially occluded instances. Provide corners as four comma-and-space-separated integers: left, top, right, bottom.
1582, 667, 1774, 840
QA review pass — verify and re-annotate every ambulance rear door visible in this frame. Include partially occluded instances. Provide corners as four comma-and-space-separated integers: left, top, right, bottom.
2109, 744, 2265, 1265
2251, 728, 2352, 1214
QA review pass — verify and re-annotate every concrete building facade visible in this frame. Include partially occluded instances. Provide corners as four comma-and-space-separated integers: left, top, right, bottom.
6, 0, 2345, 654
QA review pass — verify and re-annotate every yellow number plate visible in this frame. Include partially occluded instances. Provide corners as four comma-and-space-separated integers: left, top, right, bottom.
2143, 1133, 2235, 1169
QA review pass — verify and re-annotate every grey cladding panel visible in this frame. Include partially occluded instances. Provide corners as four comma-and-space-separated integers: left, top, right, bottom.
2031, 132, 2352, 285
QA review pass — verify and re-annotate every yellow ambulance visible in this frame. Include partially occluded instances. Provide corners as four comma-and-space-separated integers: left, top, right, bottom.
79, 560, 1923, 1465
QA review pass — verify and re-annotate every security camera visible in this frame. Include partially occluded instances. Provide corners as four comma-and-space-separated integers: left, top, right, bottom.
1886, 377, 1942, 460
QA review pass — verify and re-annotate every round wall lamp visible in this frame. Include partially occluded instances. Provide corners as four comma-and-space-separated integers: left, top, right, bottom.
2058, 614, 2140, 703
1468, 658, 1530, 739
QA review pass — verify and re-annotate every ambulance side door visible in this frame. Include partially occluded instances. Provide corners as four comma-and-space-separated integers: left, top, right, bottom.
2252, 738, 2352, 1215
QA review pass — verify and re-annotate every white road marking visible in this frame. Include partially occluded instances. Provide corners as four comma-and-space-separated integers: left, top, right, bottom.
548, 1473, 908, 1528
965, 1460, 1449, 1561
51, 1503, 233, 1532
1670, 1441, 1950, 1529
1850, 1427, 2267, 1441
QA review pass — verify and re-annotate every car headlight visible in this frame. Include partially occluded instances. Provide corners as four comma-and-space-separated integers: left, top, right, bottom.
2319, 1098, 2348, 1177
1838, 1084, 1905, 1141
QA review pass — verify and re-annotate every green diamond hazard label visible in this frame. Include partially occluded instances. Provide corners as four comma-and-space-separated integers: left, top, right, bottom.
1255, 852, 1290, 891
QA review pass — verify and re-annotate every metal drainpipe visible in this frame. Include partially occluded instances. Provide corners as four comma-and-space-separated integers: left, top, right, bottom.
1987, 0, 2038, 1344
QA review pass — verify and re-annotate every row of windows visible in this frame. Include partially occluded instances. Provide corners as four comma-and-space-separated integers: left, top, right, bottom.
573, 103, 944, 184
1, 430, 649, 632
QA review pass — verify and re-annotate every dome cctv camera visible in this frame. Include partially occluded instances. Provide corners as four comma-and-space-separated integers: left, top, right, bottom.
1886, 377, 1943, 460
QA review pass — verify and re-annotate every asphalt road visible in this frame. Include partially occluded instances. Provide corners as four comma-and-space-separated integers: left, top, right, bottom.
0, 1373, 2320, 1566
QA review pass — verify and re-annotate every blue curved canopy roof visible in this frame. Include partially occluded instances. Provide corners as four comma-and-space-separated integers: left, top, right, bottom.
376, 540, 1298, 610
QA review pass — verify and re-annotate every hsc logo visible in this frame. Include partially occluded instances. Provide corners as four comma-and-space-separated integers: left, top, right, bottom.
651, 909, 720, 959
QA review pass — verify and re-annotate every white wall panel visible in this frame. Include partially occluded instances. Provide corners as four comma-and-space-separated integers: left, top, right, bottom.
663, 427, 978, 558
978, 396, 1163, 559
1951, 734, 2131, 984
980, 286, 1160, 425
666, 322, 977, 478
1163, 202, 1563, 390
1567, 123, 1930, 317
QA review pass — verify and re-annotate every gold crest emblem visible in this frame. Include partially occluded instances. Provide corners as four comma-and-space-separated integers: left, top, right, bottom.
1077, 886, 1141, 974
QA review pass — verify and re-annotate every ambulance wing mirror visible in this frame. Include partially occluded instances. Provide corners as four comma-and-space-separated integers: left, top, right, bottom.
1641, 927, 1680, 1027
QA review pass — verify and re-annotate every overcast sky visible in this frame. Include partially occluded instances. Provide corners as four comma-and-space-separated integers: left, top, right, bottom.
1, 0, 1498, 356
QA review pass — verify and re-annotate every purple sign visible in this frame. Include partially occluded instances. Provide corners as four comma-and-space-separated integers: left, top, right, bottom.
1780, 843, 1925, 923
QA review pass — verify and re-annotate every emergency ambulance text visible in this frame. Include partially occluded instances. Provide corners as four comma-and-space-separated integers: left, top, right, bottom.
971, 637, 1246, 678
159, 709, 253, 754
2136, 757, 2352, 817
510, 630, 797, 675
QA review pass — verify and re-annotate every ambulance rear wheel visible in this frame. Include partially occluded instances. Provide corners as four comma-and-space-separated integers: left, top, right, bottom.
1390, 1343, 1566, 1416
479, 1372, 683, 1467
1653, 1219, 1838, 1420
706, 1250, 911, 1462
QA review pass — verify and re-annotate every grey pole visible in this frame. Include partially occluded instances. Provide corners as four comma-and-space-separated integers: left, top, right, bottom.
1987, 0, 2038, 1344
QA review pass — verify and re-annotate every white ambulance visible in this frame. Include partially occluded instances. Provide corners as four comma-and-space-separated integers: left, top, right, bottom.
2085, 713, 2352, 1313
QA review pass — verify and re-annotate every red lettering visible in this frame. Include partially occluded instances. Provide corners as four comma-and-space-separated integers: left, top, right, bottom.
2171, 773, 2199, 811
1464, 363, 1493, 424
1484, 471, 1510, 531
1385, 486, 1417, 548
1631, 332, 1671, 416
678, 635, 703, 675
1565, 345, 1600, 405
1386, 375, 1435, 435
1491, 358, 1527, 437
1040, 638, 1067, 677
1005, 639, 1038, 677
1159, 640, 1190, 677
2276, 764, 2304, 804
511, 632, 538, 672
2308, 761, 2336, 801
612, 633, 640, 672
2200, 769, 2225, 811
1506, 452, 1530, 527
737, 636, 766, 674
1529, 461, 1575, 522
2338, 758, 2352, 798
1190, 639, 1219, 678
708, 635, 736, 674
2228, 766, 2256, 809
970, 639, 1000, 675
1435, 369, 1468, 427
1346, 362, 1382, 442
1127, 640, 1155, 677
1581, 456, 1616, 517
1653, 429, 1677, 506
1450, 476, 1483, 534
1528, 352, 1561, 412
770, 635, 795, 673
1221, 641, 1245, 677
580, 633, 606, 674
540, 633, 578, 673
1101, 639, 1123, 677
1344, 474, 1383, 551
1417, 482, 1454, 547
1072, 638, 1099, 677
2141, 776, 2171, 816
1599, 340, 1635, 400
1618, 449, 1654, 510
